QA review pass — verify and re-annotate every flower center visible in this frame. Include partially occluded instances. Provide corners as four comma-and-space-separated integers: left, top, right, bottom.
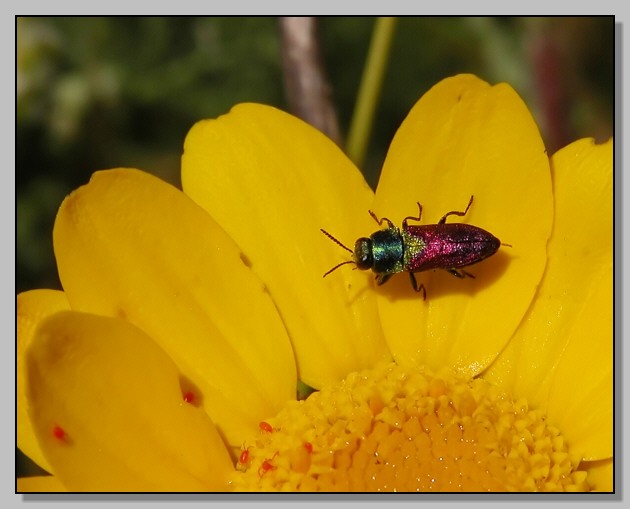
229, 362, 590, 492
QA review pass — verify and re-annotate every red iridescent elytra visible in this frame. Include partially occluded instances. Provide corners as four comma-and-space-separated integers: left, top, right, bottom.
321, 196, 508, 299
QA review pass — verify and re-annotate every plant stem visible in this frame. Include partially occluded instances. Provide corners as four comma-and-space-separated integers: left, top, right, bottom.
346, 17, 397, 170
279, 17, 341, 146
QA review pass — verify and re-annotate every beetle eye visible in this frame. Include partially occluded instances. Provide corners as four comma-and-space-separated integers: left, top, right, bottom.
353, 238, 373, 270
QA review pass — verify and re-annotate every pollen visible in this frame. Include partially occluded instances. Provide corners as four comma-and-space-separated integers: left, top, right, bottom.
229, 362, 591, 492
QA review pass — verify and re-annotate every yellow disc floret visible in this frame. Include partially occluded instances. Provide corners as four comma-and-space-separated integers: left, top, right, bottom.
230, 362, 590, 492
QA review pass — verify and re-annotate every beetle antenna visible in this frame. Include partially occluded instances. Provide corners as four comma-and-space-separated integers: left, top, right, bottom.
320, 229, 353, 254
501, 242, 512, 248
323, 260, 356, 278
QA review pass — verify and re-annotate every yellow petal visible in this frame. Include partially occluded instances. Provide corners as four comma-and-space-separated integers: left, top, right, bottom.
17, 475, 66, 492
485, 138, 612, 461
26, 311, 233, 491
182, 104, 390, 388
545, 139, 613, 459
582, 458, 613, 492
53, 168, 295, 447
546, 280, 612, 460
373, 74, 552, 376
17, 289, 70, 474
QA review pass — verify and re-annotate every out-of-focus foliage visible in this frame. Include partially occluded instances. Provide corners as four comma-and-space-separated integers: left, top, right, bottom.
17, 17, 285, 293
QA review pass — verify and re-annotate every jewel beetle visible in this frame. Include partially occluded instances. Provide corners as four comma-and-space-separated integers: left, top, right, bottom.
321, 195, 509, 299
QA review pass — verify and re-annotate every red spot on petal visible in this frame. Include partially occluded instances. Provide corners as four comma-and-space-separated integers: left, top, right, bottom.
304, 441, 313, 454
259, 421, 273, 433
183, 391, 195, 404
239, 448, 251, 465
52, 425, 66, 441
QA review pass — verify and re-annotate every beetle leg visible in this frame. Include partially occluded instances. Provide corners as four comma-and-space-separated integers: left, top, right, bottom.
368, 210, 395, 228
446, 268, 475, 279
376, 273, 393, 285
408, 272, 427, 300
439, 195, 474, 224
403, 202, 423, 229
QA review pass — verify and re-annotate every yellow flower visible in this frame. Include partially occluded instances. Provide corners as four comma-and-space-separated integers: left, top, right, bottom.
17, 74, 612, 492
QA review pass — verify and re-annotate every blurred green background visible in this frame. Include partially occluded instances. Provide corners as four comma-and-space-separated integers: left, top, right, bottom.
16, 16, 613, 476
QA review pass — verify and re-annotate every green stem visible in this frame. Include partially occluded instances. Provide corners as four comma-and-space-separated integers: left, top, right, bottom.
346, 17, 397, 170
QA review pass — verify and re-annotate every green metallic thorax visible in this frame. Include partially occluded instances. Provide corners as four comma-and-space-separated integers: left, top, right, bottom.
370, 227, 404, 274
